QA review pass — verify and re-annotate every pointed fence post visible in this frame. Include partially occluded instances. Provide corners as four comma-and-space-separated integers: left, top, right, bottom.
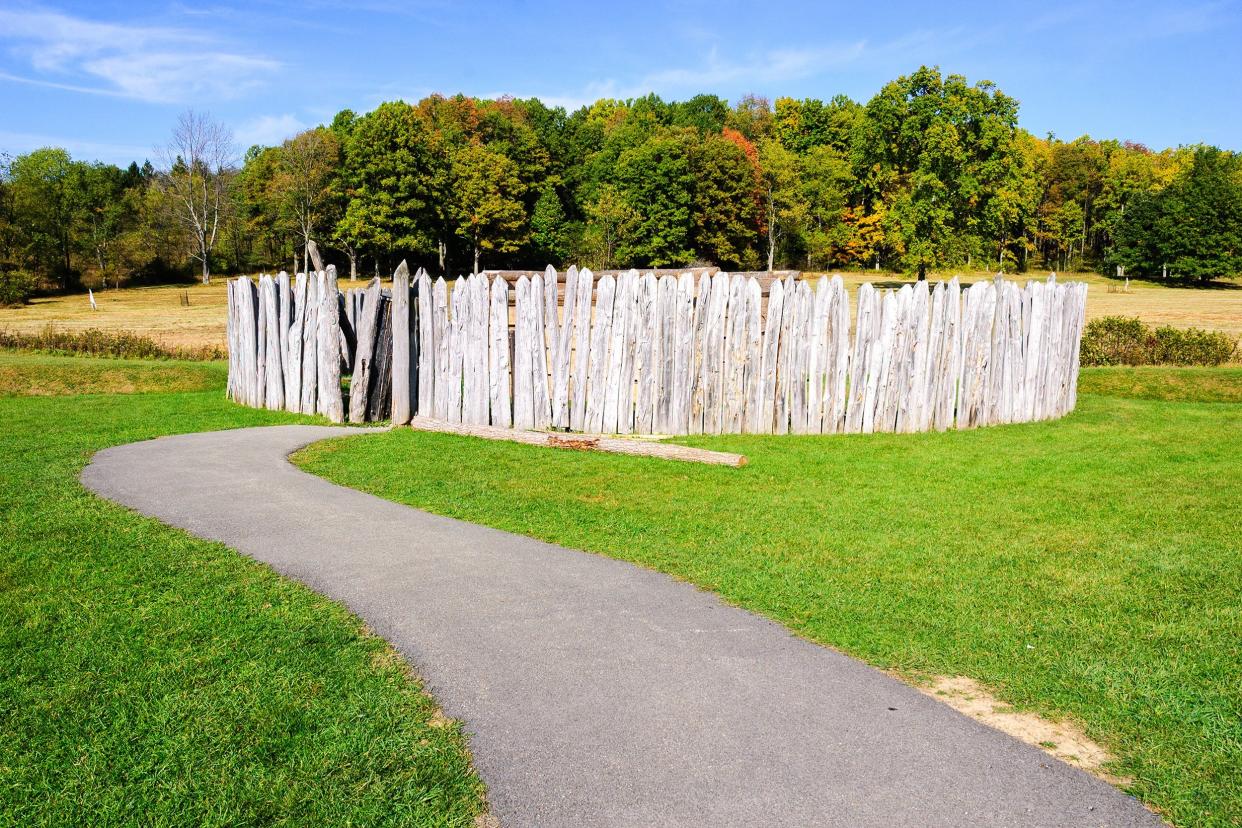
391, 261, 412, 425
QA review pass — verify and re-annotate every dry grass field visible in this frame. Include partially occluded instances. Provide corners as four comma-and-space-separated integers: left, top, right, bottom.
1, 270, 1238, 351
832, 270, 1242, 338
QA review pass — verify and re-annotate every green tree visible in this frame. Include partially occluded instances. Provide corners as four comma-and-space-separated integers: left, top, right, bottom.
7, 148, 84, 288
78, 163, 133, 288
234, 145, 286, 271
326, 110, 365, 278
450, 142, 527, 273
799, 145, 853, 269
1111, 147, 1242, 282
689, 130, 761, 269
580, 184, 638, 269
757, 138, 804, 271
611, 130, 695, 266
855, 66, 1021, 278
671, 94, 730, 133
341, 101, 445, 269
530, 183, 569, 265
275, 127, 341, 274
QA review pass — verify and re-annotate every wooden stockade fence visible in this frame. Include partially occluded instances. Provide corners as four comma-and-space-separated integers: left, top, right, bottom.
227, 264, 1087, 436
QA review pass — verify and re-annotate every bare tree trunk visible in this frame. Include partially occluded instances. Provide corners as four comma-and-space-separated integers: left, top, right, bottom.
349, 250, 357, 280
199, 229, 211, 284
473, 246, 480, 275
438, 240, 447, 273
765, 192, 776, 272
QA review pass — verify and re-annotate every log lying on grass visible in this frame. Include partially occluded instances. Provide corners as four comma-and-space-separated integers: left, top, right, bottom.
405, 416, 747, 467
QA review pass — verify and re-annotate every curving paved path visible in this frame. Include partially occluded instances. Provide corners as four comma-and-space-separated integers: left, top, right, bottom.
82, 425, 1163, 828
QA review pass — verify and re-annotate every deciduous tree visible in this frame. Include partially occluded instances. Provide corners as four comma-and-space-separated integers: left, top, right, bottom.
158, 111, 234, 284
450, 142, 527, 273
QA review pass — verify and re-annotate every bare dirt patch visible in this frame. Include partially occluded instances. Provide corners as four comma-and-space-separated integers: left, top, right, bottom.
919, 675, 1131, 786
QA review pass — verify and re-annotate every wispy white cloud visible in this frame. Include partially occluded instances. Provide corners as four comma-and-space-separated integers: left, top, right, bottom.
235, 113, 308, 148
0, 7, 279, 104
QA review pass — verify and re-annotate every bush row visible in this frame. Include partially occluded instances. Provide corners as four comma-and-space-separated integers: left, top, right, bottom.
1081, 316, 1238, 366
0, 326, 225, 361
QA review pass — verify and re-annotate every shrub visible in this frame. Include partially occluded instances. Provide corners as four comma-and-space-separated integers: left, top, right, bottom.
1081, 316, 1237, 366
1151, 325, 1238, 366
1081, 317, 1151, 366
0, 269, 39, 306
0, 326, 224, 361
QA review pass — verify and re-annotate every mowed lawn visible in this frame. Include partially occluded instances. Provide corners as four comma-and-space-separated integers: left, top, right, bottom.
0, 353, 487, 827
298, 369, 1242, 828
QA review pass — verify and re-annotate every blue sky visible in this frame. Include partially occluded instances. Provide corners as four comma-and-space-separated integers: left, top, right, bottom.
0, 0, 1238, 166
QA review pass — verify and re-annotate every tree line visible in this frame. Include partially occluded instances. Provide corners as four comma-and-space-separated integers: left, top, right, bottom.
2, 65, 1239, 298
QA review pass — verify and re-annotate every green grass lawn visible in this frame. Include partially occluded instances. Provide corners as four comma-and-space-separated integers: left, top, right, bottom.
0, 354, 487, 826
3, 348, 1238, 827
298, 371, 1242, 828
1079, 365, 1242, 404
0, 350, 226, 397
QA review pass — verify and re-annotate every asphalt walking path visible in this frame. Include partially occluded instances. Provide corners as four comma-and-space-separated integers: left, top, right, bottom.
82, 425, 1163, 827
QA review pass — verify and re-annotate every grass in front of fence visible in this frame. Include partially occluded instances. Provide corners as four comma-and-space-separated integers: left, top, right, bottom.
0, 353, 487, 826
297, 368, 1242, 828
1079, 365, 1242, 403
0, 351, 227, 396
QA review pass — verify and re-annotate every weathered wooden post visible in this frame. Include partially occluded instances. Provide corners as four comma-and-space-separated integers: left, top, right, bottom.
261, 274, 284, 410
367, 295, 394, 422
601, 270, 633, 433
306, 239, 324, 272
489, 275, 512, 428
317, 266, 344, 423
431, 277, 449, 419
446, 279, 466, 423
300, 273, 319, 416
286, 272, 306, 413
513, 276, 534, 429
277, 270, 292, 397
551, 265, 577, 429
225, 279, 236, 401
390, 261, 412, 425
568, 268, 594, 431
416, 268, 435, 417
530, 274, 552, 429
542, 266, 560, 424
349, 277, 383, 423
583, 274, 615, 433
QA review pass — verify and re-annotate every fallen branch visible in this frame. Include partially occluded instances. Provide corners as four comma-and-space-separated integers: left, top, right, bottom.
405, 416, 747, 467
